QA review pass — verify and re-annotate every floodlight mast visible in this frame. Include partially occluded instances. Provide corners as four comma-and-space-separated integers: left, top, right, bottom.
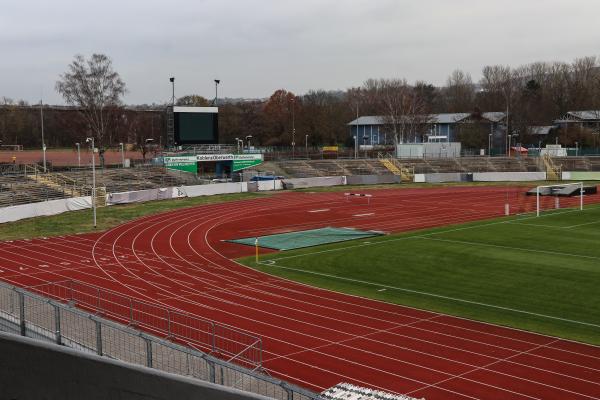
86, 137, 97, 228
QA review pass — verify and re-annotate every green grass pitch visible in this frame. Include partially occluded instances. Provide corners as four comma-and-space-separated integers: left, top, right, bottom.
241, 206, 600, 345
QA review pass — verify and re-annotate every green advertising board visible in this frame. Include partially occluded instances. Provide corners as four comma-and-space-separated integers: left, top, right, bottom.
232, 157, 263, 171
163, 156, 197, 173
163, 154, 263, 174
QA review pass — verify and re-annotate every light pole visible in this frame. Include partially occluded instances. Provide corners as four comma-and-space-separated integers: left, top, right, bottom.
119, 142, 125, 168
290, 98, 296, 159
86, 137, 97, 229
245, 135, 252, 151
355, 104, 359, 159
488, 133, 492, 157
305, 134, 309, 159
40, 99, 47, 172
169, 77, 175, 105
235, 137, 240, 153
214, 79, 220, 106
75, 142, 81, 167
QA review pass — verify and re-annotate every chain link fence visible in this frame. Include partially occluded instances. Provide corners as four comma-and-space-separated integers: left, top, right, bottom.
0, 281, 320, 400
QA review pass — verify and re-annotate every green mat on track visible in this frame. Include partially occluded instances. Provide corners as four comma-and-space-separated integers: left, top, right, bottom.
227, 227, 384, 250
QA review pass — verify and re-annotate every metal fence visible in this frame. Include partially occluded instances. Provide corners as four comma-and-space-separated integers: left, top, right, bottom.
0, 281, 320, 400
28, 280, 263, 370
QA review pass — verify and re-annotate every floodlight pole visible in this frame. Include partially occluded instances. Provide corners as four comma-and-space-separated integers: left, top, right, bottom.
120, 142, 125, 168
169, 77, 175, 105
214, 79, 220, 106
75, 143, 81, 167
291, 98, 296, 160
87, 137, 97, 228
305, 134, 309, 159
355, 105, 359, 159
488, 133, 492, 157
40, 99, 47, 172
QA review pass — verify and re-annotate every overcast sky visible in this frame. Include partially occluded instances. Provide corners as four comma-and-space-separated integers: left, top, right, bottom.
2, 0, 600, 105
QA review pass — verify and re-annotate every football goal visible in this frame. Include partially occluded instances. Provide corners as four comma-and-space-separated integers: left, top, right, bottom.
534, 182, 584, 217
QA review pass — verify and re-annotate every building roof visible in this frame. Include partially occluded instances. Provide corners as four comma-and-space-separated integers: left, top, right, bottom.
348, 112, 505, 126
482, 112, 506, 123
347, 116, 386, 125
566, 111, 600, 120
529, 126, 554, 135
554, 111, 600, 123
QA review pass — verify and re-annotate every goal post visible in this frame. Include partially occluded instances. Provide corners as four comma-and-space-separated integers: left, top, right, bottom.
536, 182, 584, 217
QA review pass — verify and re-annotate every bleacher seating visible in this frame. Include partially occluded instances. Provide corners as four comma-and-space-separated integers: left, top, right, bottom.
62, 166, 201, 193
0, 174, 70, 207
276, 156, 600, 178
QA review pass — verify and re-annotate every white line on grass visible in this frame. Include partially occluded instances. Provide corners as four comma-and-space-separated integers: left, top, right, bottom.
257, 261, 600, 329
268, 206, 594, 263
420, 237, 600, 261
564, 220, 600, 229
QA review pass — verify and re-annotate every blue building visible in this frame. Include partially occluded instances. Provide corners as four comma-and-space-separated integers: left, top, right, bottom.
348, 112, 506, 145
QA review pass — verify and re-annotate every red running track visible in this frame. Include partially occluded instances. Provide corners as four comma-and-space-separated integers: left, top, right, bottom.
1, 186, 600, 399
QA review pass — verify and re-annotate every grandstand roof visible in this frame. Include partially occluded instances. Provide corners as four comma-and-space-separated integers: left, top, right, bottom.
529, 126, 554, 135
348, 112, 505, 126
563, 111, 600, 120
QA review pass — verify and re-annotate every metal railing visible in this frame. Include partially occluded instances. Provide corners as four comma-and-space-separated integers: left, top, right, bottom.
29, 280, 263, 370
0, 281, 319, 400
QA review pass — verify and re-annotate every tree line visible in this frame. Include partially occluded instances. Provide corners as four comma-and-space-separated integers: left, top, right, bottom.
1, 54, 600, 151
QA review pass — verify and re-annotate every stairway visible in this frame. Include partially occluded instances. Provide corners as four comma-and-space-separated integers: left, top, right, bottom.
540, 155, 562, 181
24, 164, 88, 197
378, 153, 414, 182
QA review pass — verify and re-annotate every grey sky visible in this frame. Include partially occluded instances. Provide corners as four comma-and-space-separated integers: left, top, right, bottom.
2, 0, 600, 105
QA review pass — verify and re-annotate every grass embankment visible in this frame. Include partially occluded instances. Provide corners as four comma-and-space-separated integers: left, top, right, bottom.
0, 192, 269, 241
241, 206, 600, 345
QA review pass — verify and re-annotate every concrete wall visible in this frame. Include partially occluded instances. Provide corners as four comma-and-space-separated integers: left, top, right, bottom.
345, 174, 400, 185
562, 171, 600, 180
0, 332, 271, 400
415, 173, 466, 183
472, 172, 547, 182
396, 142, 462, 158
283, 176, 347, 189
415, 171, 549, 183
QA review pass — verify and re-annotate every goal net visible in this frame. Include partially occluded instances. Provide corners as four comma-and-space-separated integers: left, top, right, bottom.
532, 182, 584, 217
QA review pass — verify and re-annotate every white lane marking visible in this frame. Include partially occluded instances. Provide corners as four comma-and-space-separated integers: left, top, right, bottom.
308, 209, 330, 213
353, 213, 374, 217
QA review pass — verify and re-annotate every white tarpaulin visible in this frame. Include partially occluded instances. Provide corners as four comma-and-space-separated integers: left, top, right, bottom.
282, 176, 346, 189
0, 196, 92, 224
472, 172, 546, 182
179, 182, 247, 197
107, 188, 173, 205
257, 180, 283, 191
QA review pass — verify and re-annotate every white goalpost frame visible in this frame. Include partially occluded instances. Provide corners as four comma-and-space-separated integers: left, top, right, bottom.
536, 182, 584, 217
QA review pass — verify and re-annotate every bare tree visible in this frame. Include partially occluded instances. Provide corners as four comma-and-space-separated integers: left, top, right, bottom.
363, 78, 428, 145
443, 70, 475, 112
55, 54, 126, 147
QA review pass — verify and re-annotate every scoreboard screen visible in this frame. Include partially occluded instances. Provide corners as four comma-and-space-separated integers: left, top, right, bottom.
173, 107, 219, 145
